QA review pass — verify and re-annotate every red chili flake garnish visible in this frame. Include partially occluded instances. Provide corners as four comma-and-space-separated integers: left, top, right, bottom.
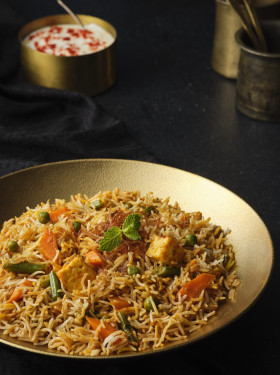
34, 41, 46, 53
37, 46, 47, 53
49, 26, 62, 34
66, 47, 79, 56
87, 39, 102, 47
71, 32, 80, 38
44, 35, 51, 44
80, 29, 94, 38
27, 25, 108, 56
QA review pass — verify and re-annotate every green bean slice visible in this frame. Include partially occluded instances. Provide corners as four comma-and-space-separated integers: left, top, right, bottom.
154, 265, 180, 277
49, 270, 62, 301
117, 311, 138, 343
3, 262, 46, 274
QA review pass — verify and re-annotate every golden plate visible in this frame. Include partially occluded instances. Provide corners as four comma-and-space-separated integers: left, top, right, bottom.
0, 159, 273, 358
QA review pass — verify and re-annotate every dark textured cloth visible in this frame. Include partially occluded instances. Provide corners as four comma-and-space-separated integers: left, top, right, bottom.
0, 2, 156, 178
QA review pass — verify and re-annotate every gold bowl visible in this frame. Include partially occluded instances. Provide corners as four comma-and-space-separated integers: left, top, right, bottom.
19, 15, 117, 96
0, 159, 273, 358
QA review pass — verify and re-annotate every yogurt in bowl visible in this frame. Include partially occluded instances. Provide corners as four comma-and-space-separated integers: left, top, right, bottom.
23, 23, 115, 56
19, 14, 117, 95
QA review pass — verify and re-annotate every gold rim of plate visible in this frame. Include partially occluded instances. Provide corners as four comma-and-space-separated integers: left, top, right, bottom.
0, 159, 274, 359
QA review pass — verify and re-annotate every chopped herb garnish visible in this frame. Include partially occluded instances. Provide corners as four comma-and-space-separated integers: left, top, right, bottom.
99, 213, 142, 252
99, 226, 122, 252
122, 213, 141, 240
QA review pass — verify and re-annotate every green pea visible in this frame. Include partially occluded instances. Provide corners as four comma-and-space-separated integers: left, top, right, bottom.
73, 221, 81, 232
185, 233, 197, 247
127, 265, 140, 276
91, 199, 104, 210
38, 211, 50, 224
124, 202, 133, 209
39, 275, 50, 288
144, 296, 159, 312
8, 240, 19, 253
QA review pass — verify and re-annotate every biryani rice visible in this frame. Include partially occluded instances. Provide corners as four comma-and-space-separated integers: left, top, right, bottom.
0, 189, 240, 356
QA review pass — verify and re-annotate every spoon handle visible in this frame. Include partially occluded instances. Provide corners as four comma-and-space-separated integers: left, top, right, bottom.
243, 0, 268, 52
227, 0, 264, 51
57, 0, 85, 28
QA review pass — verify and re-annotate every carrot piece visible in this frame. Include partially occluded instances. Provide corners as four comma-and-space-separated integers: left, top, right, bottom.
85, 250, 105, 267
7, 279, 32, 303
109, 297, 132, 310
39, 228, 59, 262
177, 273, 215, 301
49, 208, 68, 223
86, 316, 117, 340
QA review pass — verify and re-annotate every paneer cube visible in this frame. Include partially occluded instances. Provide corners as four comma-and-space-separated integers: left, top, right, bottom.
57, 256, 96, 292
146, 235, 185, 266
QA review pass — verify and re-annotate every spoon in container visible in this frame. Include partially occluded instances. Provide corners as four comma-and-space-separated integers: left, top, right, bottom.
57, 0, 85, 28
243, 0, 268, 52
227, 0, 267, 52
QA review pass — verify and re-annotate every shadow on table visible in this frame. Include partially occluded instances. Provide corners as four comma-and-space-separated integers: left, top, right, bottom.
0, 340, 230, 375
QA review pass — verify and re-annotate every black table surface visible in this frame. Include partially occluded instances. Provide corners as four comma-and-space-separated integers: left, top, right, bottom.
1, 1, 280, 374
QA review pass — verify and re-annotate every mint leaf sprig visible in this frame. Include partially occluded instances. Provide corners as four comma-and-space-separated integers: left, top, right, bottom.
121, 213, 141, 240
99, 213, 142, 252
98, 226, 123, 253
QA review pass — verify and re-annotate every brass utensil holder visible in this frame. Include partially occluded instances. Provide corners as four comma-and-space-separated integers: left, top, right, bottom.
211, 0, 243, 79
235, 20, 280, 122
19, 14, 117, 96
211, 0, 280, 79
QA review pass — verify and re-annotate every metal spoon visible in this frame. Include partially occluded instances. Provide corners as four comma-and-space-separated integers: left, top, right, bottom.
243, 0, 268, 52
57, 0, 85, 28
227, 0, 264, 51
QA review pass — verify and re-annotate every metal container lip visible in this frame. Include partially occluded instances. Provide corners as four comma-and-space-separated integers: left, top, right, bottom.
216, 0, 280, 5
215, 0, 230, 6
18, 14, 117, 59
235, 21, 280, 58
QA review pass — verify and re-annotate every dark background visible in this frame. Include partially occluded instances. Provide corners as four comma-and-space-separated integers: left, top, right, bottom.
1, 0, 280, 374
